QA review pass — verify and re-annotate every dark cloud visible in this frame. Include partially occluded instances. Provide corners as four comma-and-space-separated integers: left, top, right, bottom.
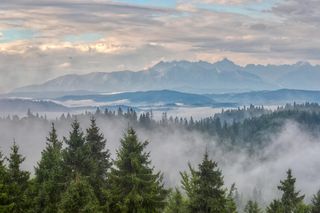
271, 0, 320, 24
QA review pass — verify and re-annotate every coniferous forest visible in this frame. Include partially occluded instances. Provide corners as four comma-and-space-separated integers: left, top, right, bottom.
2, 0, 320, 211
1, 103, 320, 212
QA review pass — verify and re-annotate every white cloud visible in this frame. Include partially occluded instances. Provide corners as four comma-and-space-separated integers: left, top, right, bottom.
0, 0, 319, 92
193, 0, 261, 4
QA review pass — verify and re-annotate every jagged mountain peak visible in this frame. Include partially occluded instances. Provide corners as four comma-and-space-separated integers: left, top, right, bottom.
213, 58, 241, 71
11, 59, 320, 94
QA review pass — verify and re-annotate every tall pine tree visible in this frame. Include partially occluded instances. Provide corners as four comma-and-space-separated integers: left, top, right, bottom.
34, 123, 65, 213
6, 142, 30, 213
278, 169, 305, 213
109, 128, 168, 213
63, 120, 91, 179
181, 152, 228, 213
0, 151, 13, 212
86, 118, 112, 204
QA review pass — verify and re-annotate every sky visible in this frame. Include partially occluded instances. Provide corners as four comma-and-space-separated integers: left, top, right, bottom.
0, 0, 319, 92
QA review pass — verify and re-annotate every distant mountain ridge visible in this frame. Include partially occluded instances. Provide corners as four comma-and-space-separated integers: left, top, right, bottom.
56, 89, 320, 108
11, 58, 320, 95
208, 89, 320, 105
57, 90, 220, 107
0, 98, 69, 112
13, 59, 277, 94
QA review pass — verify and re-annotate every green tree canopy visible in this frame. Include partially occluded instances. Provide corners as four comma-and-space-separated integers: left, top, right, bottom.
63, 120, 91, 179
0, 150, 13, 212
266, 200, 284, 213
181, 152, 228, 213
6, 142, 30, 213
58, 175, 101, 213
278, 169, 305, 213
310, 190, 320, 213
164, 188, 187, 213
85, 117, 112, 204
109, 128, 168, 213
34, 123, 65, 213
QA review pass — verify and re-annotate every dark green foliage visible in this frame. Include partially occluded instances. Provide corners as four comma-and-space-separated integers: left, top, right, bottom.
34, 123, 65, 213
63, 120, 91, 179
181, 152, 228, 213
164, 188, 187, 213
244, 200, 262, 213
109, 128, 168, 213
266, 200, 284, 213
226, 184, 238, 213
0, 151, 13, 212
6, 142, 30, 213
295, 203, 311, 213
85, 118, 112, 204
278, 169, 305, 213
58, 175, 101, 213
2, 111, 320, 212
310, 190, 320, 213
266, 169, 307, 213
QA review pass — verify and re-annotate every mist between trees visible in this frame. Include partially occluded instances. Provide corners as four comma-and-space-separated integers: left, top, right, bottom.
1, 103, 320, 212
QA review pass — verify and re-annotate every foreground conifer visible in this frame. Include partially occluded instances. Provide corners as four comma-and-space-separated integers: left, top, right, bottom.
109, 128, 168, 213
34, 124, 64, 213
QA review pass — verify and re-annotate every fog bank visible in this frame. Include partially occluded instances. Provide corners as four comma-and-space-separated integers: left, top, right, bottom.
0, 117, 319, 204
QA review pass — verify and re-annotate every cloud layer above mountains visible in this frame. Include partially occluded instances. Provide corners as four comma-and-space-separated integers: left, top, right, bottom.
0, 0, 319, 92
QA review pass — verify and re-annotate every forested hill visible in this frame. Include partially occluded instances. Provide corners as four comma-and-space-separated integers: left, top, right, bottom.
2, 102, 320, 149
1, 103, 320, 212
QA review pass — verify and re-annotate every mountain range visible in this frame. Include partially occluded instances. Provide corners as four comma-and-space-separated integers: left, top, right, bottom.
13, 59, 320, 95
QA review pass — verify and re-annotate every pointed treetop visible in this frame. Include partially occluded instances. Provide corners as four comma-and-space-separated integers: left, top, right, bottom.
278, 169, 305, 212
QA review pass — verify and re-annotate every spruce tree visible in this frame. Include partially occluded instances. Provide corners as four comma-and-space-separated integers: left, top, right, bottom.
58, 175, 101, 213
85, 118, 111, 204
310, 190, 320, 213
181, 152, 228, 213
0, 151, 13, 212
109, 128, 168, 213
244, 200, 262, 213
164, 188, 187, 213
278, 169, 305, 213
6, 142, 30, 213
63, 120, 91, 179
34, 123, 64, 213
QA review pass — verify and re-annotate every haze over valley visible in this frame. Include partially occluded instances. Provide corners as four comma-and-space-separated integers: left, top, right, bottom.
1, 0, 320, 212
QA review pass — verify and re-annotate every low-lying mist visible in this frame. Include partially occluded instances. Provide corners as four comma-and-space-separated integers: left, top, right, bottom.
0, 115, 320, 205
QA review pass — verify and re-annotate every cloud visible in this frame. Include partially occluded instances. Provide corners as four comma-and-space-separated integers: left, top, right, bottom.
271, 0, 320, 24
192, 0, 261, 5
0, 0, 319, 92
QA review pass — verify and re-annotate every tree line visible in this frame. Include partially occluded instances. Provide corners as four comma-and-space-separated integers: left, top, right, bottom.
1, 118, 320, 212
2, 102, 320, 151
